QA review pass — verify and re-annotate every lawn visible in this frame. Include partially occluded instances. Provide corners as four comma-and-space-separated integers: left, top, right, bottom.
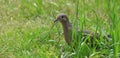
0, 0, 120, 58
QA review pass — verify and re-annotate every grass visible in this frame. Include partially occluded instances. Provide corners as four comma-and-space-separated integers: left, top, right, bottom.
0, 0, 120, 58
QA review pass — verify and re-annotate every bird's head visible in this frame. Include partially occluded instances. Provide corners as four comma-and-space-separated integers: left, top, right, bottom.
54, 13, 69, 23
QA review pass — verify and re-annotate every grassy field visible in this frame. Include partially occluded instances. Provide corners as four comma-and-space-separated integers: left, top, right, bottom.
0, 0, 120, 58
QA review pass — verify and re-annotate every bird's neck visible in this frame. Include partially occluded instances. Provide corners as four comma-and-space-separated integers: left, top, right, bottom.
61, 21, 72, 45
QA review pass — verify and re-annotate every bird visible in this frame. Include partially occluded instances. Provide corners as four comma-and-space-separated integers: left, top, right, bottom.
54, 13, 111, 46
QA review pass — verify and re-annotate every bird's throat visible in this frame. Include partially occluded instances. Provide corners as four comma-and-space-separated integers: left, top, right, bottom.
62, 22, 72, 45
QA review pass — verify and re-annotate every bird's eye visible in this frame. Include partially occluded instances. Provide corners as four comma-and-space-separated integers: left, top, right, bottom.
61, 16, 64, 18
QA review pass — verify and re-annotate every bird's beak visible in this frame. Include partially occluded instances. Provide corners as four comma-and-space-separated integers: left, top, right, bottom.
54, 19, 58, 23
